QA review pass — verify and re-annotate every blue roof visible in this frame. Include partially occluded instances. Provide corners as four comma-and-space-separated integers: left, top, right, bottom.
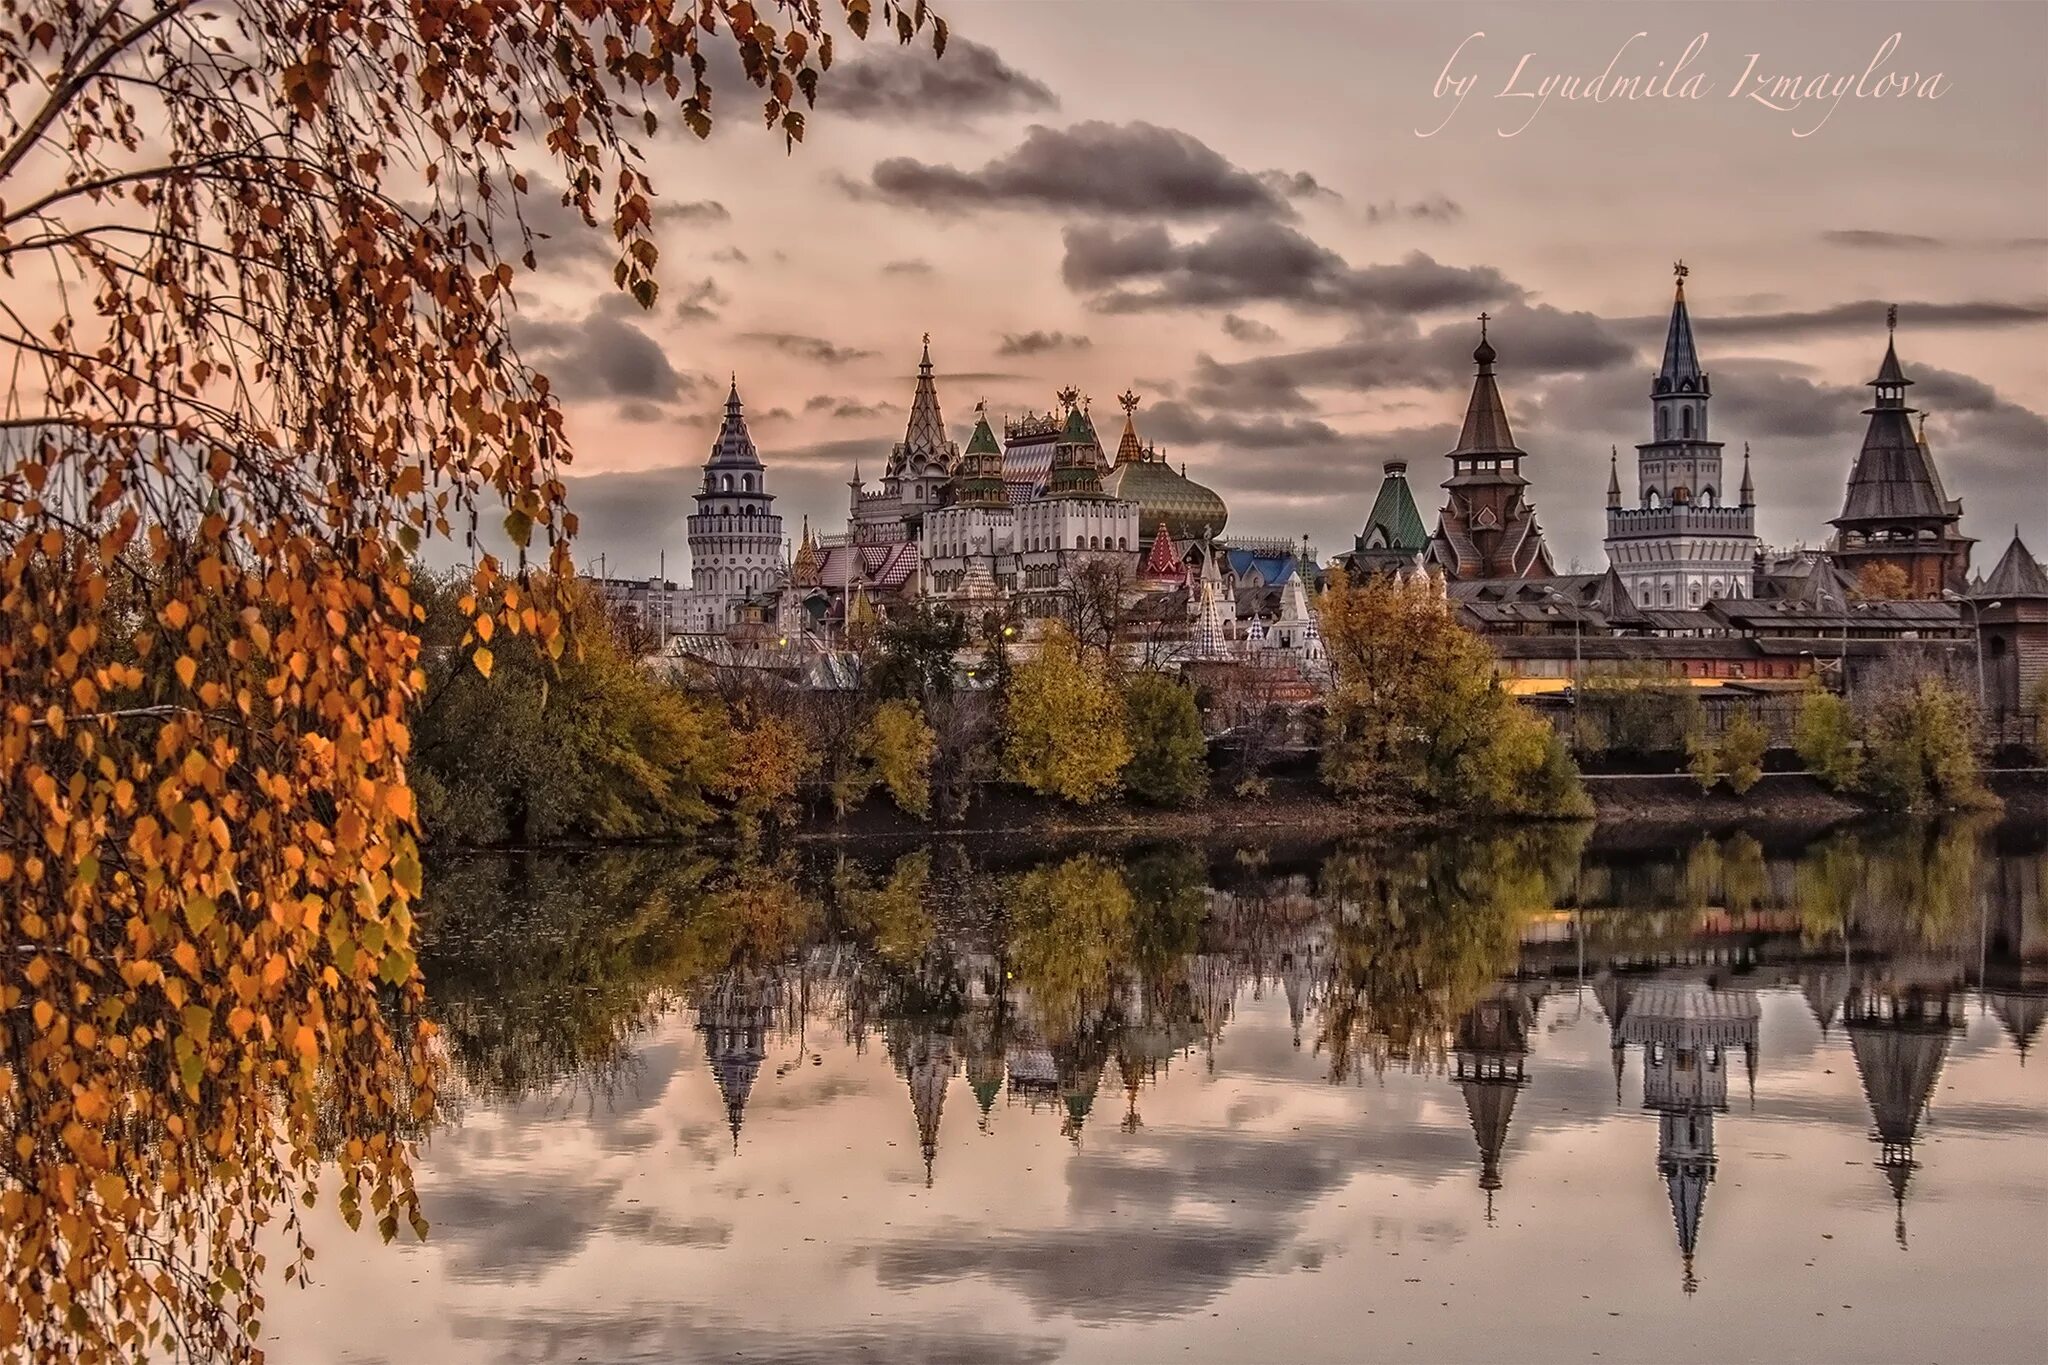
1226, 549, 1296, 585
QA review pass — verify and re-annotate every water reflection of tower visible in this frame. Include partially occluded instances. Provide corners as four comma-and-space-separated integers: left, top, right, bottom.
1451, 981, 1539, 1222
1617, 982, 1761, 1294
1279, 931, 1325, 1050
696, 968, 789, 1151
960, 953, 1009, 1130
1844, 984, 1963, 1248
885, 1017, 956, 1186
1985, 989, 2046, 1065
1190, 952, 1242, 1071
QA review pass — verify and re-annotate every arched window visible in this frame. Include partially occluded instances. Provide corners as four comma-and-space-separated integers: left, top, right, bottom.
1657, 411, 1667, 440
1118, 537, 1128, 551
720, 475, 732, 492
743, 474, 754, 493
1699, 487, 1716, 508
1646, 489, 1662, 510
1682, 408, 1693, 438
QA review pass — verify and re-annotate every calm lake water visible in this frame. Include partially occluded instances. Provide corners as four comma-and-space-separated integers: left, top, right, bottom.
265, 822, 2047, 1364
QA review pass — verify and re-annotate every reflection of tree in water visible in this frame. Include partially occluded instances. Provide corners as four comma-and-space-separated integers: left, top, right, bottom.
1313, 829, 1575, 1083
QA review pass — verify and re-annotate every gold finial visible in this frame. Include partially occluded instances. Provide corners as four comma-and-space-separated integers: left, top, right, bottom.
922, 331, 931, 346
1674, 259, 1688, 281
1118, 389, 1140, 415
1886, 303, 1898, 333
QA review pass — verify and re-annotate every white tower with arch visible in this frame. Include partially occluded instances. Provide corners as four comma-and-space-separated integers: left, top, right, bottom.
1604, 264, 1759, 608
682, 379, 784, 634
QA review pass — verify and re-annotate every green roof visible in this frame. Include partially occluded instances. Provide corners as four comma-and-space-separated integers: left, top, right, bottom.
965, 413, 999, 455
1359, 464, 1428, 552
1062, 405, 1098, 445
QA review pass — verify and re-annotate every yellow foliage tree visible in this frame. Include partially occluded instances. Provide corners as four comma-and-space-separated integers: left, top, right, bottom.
1316, 570, 1588, 815
861, 700, 936, 819
1001, 623, 1131, 806
1854, 561, 1914, 601
0, 1, 942, 1359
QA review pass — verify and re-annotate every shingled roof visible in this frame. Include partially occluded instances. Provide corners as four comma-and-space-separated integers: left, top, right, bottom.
1979, 531, 2048, 597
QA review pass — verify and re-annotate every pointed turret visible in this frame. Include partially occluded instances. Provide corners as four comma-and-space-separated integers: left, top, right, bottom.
1114, 390, 1145, 466
1355, 460, 1429, 559
895, 334, 951, 474
902, 1030, 954, 1187
1452, 985, 1532, 1220
697, 969, 780, 1151
1979, 531, 2048, 598
1141, 520, 1183, 583
1045, 388, 1108, 498
1832, 308, 1971, 595
1655, 262, 1708, 398
948, 401, 1010, 508
1606, 446, 1622, 510
1426, 316, 1553, 581
1845, 986, 1961, 1247
1739, 443, 1756, 509
1452, 318, 1525, 460
707, 376, 765, 470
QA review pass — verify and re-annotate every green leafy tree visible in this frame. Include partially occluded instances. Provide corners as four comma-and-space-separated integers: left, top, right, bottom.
1686, 729, 1721, 791
1859, 672, 1991, 811
1121, 672, 1210, 807
867, 600, 967, 707
1003, 623, 1131, 805
413, 575, 726, 844
1578, 666, 1706, 760
1796, 691, 1863, 791
1720, 712, 1770, 795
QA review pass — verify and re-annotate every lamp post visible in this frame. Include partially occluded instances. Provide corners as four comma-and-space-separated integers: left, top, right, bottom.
1941, 589, 1990, 713
1816, 586, 1850, 697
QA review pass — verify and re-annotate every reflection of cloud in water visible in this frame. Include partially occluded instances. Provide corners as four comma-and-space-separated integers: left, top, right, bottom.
425, 1176, 622, 1282
449, 1306, 1062, 1365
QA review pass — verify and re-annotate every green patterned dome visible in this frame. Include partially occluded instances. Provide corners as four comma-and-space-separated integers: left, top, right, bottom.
1103, 458, 1230, 540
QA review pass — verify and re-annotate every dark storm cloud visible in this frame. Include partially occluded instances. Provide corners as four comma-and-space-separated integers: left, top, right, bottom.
738, 331, 877, 365
996, 330, 1092, 357
1143, 399, 1347, 456
861, 121, 1302, 219
1220, 313, 1280, 344
1363, 194, 1463, 224
821, 36, 1056, 122
881, 257, 935, 276
515, 301, 698, 404
1065, 218, 1520, 316
673, 276, 726, 324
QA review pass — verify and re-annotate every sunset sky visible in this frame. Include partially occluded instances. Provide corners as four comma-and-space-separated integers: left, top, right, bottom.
521, 1, 2048, 580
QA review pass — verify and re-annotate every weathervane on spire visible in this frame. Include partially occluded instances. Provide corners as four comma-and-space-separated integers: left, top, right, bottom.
1674, 259, 1688, 280
1118, 389, 1140, 415
1886, 303, 1898, 333
1055, 384, 1080, 410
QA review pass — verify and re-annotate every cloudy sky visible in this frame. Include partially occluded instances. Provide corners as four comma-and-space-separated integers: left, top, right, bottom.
522, 1, 2048, 579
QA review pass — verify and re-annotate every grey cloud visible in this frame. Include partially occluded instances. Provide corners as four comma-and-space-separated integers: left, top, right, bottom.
516, 302, 695, 404
1691, 298, 2048, 341
861, 121, 1300, 219
823, 36, 1056, 122
1363, 194, 1463, 224
739, 331, 877, 365
711, 245, 750, 264
673, 276, 726, 324
1186, 303, 1634, 410
805, 394, 895, 420
881, 257, 935, 276
658, 200, 730, 225
1066, 218, 1520, 315
996, 330, 1092, 357
1822, 229, 1942, 249
558, 465, 702, 578
1258, 168, 1339, 201
1221, 313, 1280, 344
